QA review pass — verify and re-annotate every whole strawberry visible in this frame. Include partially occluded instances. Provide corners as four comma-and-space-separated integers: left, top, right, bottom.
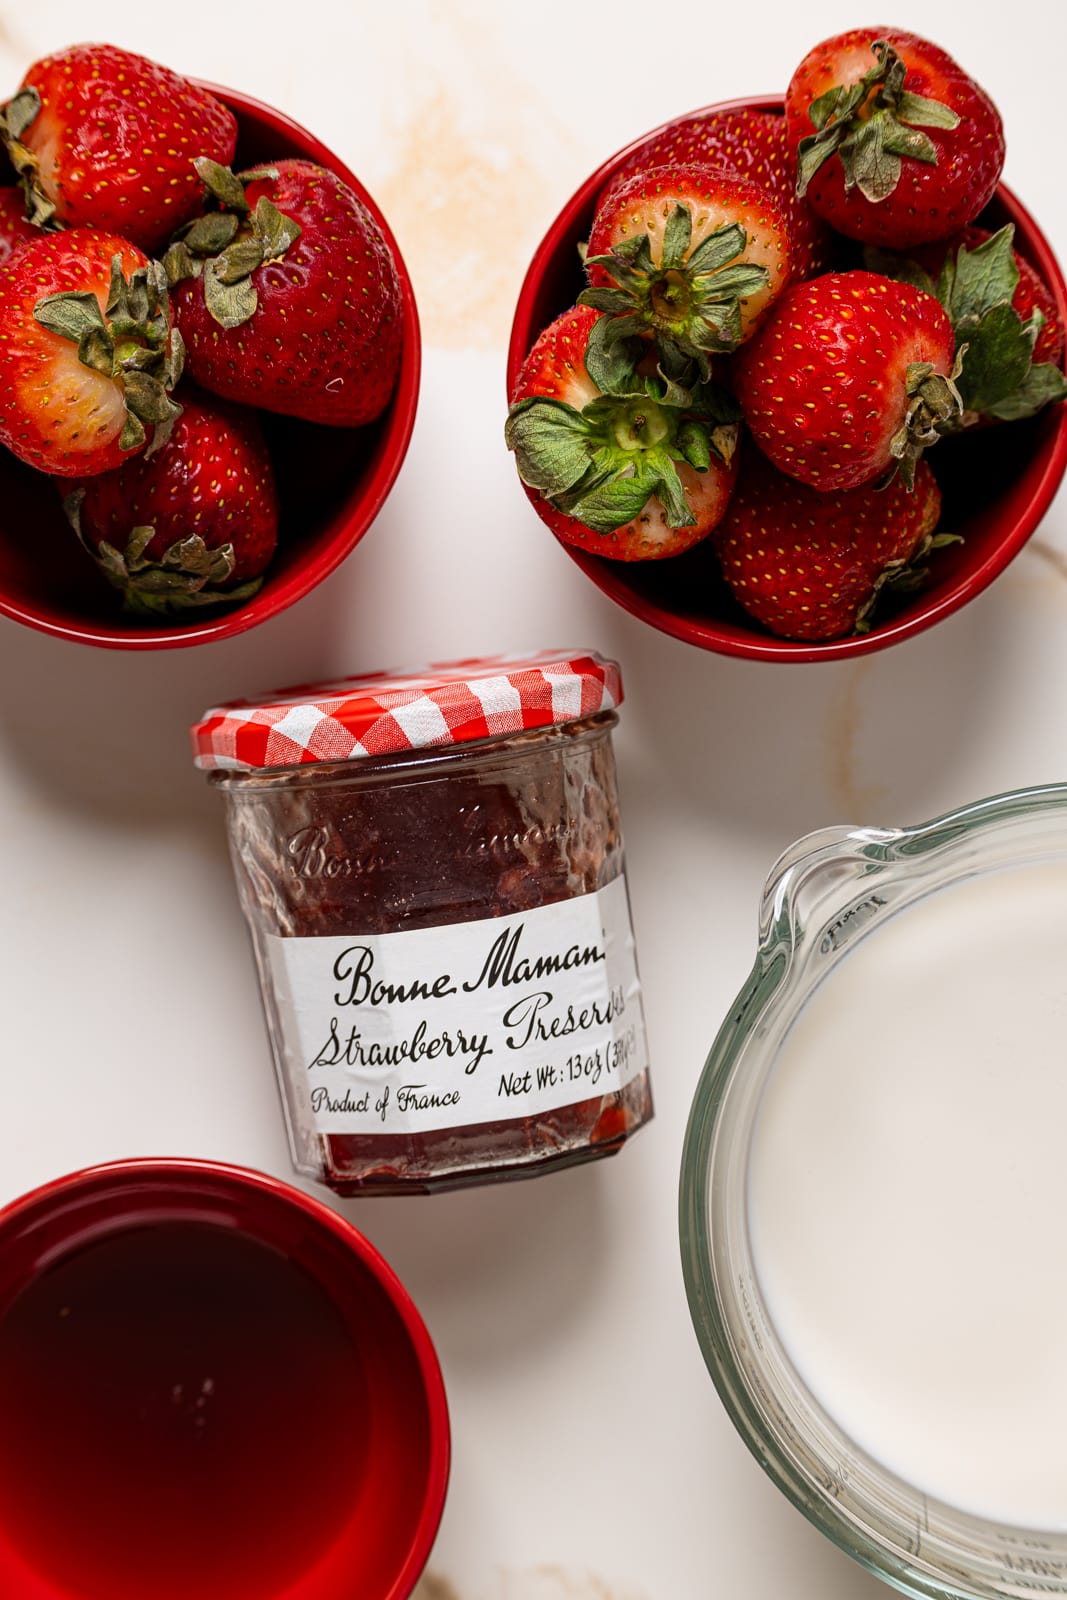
603, 110, 835, 280
786, 29, 1005, 249
734, 271, 959, 492
582, 164, 791, 367
167, 159, 402, 427
0, 44, 237, 252
0, 188, 38, 265
0, 227, 183, 476
62, 390, 278, 616
715, 449, 945, 639
507, 304, 740, 561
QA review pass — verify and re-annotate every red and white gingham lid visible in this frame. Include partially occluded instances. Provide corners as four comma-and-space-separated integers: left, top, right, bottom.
192, 650, 623, 772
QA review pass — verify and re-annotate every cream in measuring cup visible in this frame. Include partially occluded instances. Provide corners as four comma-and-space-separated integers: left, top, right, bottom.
747, 858, 1067, 1530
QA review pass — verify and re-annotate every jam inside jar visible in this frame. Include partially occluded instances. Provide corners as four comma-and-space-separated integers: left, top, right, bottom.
197, 655, 652, 1194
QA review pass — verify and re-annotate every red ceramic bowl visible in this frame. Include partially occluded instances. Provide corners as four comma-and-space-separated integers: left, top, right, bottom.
0, 1159, 449, 1600
508, 95, 1067, 663
0, 87, 420, 650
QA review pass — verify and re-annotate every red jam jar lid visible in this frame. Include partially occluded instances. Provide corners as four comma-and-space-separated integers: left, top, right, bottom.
191, 649, 623, 771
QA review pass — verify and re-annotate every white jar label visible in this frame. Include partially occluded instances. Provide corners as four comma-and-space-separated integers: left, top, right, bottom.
264, 874, 649, 1134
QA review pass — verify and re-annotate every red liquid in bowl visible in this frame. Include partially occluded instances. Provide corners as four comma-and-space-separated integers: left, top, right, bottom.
0, 1222, 368, 1600
0, 1162, 449, 1600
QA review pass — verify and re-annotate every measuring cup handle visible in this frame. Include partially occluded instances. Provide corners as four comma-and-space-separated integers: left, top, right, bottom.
758, 823, 901, 945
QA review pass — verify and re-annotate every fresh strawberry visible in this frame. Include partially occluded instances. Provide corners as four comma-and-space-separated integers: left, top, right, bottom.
506, 305, 740, 561
734, 270, 959, 492
714, 449, 945, 639
166, 159, 402, 427
0, 227, 183, 476
0, 44, 237, 253
786, 29, 1005, 248
0, 188, 37, 265
62, 390, 278, 615
603, 110, 835, 280
866, 226, 1067, 426
581, 164, 791, 368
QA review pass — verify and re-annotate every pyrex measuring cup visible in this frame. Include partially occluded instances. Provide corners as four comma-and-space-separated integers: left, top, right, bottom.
680, 784, 1067, 1600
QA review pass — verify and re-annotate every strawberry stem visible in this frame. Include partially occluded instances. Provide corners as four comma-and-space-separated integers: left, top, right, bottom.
0, 86, 56, 229
34, 256, 185, 456
579, 206, 770, 373
796, 40, 960, 205
63, 490, 264, 615
162, 165, 301, 331
506, 329, 740, 535
886, 352, 965, 488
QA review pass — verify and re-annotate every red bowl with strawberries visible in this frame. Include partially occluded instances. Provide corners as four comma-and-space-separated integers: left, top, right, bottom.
508, 93, 1067, 663
0, 82, 419, 650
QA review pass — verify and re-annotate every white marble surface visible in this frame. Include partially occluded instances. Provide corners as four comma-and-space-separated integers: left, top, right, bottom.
0, 2, 1065, 1597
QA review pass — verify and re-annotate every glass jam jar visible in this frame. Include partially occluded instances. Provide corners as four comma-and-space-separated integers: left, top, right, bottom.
192, 651, 652, 1195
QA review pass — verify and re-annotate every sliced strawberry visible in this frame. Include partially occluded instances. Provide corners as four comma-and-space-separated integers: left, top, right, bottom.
166, 159, 402, 427
714, 449, 946, 639
582, 164, 790, 367
0, 44, 237, 253
62, 390, 278, 616
734, 270, 959, 492
786, 29, 1005, 248
507, 304, 740, 560
866, 225, 1067, 424
603, 110, 835, 280
0, 227, 183, 477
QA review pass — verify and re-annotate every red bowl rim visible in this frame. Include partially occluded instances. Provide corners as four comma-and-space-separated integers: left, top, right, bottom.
0, 83, 421, 652
507, 94, 1067, 663
0, 1157, 451, 1600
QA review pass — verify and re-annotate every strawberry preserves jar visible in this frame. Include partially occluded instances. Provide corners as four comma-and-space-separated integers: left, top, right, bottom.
192, 652, 652, 1194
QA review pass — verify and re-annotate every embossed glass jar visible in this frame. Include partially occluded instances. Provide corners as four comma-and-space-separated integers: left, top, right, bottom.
193, 652, 652, 1195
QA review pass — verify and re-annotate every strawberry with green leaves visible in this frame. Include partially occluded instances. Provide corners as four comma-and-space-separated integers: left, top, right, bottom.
166, 158, 402, 427
714, 449, 946, 640
867, 226, 1067, 424
786, 29, 1005, 249
603, 110, 835, 280
0, 227, 183, 476
506, 304, 740, 560
0, 43, 237, 253
734, 270, 960, 492
581, 165, 791, 372
62, 390, 278, 616
918, 229, 1062, 369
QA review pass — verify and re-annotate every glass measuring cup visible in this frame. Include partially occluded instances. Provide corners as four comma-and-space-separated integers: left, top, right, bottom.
680, 784, 1067, 1599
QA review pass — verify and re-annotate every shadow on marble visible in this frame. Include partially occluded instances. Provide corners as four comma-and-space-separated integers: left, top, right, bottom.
0, 515, 390, 832
337, 1153, 619, 1373
597, 569, 1008, 848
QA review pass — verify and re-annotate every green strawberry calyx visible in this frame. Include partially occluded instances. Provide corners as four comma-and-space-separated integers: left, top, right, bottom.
63, 490, 264, 616
505, 320, 741, 536
578, 206, 770, 373
162, 161, 302, 331
797, 40, 960, 205
34, 256, 185, 455
0, 86, 56, 229
854, 530, 962, 634
867, 227, 1067, 425
888, 350, 966, 489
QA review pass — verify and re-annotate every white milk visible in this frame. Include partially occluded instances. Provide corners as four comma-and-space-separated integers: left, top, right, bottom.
747, 860, 1067, 1530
